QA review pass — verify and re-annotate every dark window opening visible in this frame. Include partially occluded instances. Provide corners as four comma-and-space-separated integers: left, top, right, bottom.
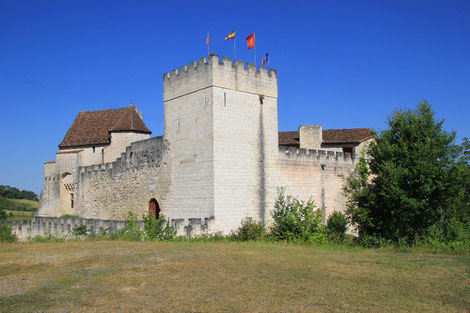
71, 193, 74, 208
343, 147, 353, 155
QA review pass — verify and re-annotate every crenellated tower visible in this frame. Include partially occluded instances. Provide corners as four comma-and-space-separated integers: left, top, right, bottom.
163, 55, 278, 232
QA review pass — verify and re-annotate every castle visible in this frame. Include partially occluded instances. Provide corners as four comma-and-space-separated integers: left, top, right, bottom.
36, 55, 372, 235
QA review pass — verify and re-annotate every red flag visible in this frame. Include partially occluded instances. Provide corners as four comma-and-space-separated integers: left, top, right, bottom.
246, 33, 255, 49
206, 32, 209, 45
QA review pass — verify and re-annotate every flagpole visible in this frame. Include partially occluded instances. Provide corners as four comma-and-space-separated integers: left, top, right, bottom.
234, 26, 236, 60
255, 40, 256, 65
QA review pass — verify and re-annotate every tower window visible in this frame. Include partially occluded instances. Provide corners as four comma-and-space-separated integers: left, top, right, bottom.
224, 92, 227, 107
177, 118, 180, 131
259, 95, 264, 104
71, 193, 74, 208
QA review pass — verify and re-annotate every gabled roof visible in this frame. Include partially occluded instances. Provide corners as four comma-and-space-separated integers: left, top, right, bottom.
58, 105, 151, 149
278, 128, 372, 146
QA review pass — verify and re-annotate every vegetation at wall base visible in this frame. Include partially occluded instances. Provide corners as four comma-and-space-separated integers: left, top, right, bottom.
230, 217, 265, 241
270, 187, 327, 243
0, 224, 17, 242
344, 100, 470, 249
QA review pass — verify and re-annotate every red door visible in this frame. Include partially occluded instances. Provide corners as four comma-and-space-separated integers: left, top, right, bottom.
149, 200, 157, 218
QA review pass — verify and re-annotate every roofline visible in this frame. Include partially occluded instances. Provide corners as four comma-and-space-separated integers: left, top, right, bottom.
56, 149, 85, 154
109, 129, 152, 134
58, 143, 108, 149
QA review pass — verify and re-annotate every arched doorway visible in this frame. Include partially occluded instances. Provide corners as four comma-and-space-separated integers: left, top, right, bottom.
148, 199, 160, 219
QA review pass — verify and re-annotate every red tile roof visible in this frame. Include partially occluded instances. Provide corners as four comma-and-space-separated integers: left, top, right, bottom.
322, 128, 373, 143
58, 106, 151, 149
279, 128, 372, 146
278, 131, 300, 146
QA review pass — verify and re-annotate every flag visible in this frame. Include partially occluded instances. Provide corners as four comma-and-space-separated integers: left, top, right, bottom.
225, 29, 235, 40
246, 33, 255, 49
206, 32, 209, 45
262, 52, 269, 66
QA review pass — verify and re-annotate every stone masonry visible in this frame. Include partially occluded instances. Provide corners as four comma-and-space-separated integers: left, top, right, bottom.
33, 55, 370, 236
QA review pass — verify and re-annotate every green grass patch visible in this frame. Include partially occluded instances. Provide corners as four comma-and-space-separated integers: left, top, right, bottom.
0, 196, 39, 212
3, 209, 35, 222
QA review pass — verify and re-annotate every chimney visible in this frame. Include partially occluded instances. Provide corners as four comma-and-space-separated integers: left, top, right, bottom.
299, 125, 322, 149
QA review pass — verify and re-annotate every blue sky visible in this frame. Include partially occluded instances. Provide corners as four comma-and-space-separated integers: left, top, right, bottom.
1, 0, 469, 195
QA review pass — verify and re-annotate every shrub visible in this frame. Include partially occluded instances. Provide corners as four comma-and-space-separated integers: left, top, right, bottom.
327, 211, 348, 240
231, 217, 265, 241
0, 209, 7, 221
142, 213, 176, 240
72, 224, 88, 236
270, 188, 324, 241
0, 224, 17, 242
110, 212, 144, 241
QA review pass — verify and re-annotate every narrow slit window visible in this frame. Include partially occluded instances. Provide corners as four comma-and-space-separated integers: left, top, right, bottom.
70, 193, 74, 208
224, 92, 226, 107
177, 118, 180, 131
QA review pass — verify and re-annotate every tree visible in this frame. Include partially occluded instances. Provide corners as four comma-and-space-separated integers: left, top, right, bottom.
345, 101, 469, 243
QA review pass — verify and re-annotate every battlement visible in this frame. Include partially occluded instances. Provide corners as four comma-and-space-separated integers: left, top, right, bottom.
163, 54, 278, 101
279, 146, 357, 166
79, 136, 167, 177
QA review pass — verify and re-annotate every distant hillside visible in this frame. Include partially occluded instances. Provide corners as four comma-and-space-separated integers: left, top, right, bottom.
0, 185, 38, 201
0, 196, 39, 212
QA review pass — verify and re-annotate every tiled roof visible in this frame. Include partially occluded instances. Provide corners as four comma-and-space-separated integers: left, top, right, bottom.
278, 131, 300, 146
322, 128, 373, 143
58, 106, 151, 149
279, 128, 372, 146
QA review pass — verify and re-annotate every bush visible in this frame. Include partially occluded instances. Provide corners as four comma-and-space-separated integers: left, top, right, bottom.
0, 209, 7, 221
327, 211, 348, 241
72, 224, 88, 236
110, 212, 144, 241
231, 217, 265, 241
0, 224, 17, 242
142, 213, 176, 240
270, 188, 324, 241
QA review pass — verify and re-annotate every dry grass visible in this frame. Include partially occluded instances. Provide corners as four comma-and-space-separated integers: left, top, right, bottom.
0, 241, 468, 312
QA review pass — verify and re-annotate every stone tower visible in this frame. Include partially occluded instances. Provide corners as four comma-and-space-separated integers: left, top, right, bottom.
163, 55, 278, 233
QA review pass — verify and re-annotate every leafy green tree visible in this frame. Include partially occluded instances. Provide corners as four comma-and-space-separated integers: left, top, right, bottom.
345, 101, 469, 243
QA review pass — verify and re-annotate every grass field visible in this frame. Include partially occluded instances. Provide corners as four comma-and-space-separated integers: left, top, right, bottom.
0, 197, 39, 222
0, 241, 468, 312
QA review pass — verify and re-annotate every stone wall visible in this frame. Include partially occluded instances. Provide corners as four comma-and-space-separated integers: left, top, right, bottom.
272, 147, 356, 220
8, 216, 129, 241
76, 136, 170, 220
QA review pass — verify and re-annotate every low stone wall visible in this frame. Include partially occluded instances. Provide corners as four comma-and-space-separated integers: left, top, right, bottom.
7, 216, 130, 241
6, 216, 213, 241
